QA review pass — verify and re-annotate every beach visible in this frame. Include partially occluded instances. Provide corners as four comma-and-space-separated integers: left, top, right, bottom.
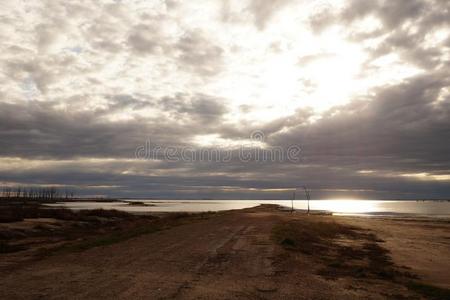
1, 205, 449, 299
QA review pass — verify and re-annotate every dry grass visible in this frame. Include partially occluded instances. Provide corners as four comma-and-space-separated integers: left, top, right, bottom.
0, 203, 150, 255
0, 204, 136, 223
56, 211, 217, 253
0, 202, 218, 258
406, 281, 450, 300
272, 218, 357, 255
272, 216, 450, 298
272, 218, 410, 281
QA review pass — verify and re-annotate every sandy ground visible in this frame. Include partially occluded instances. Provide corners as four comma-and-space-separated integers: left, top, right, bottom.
0, 205, 449, 299
339, 216, 450, 289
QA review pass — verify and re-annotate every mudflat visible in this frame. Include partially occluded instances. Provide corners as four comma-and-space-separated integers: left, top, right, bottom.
1, 205, 449, 299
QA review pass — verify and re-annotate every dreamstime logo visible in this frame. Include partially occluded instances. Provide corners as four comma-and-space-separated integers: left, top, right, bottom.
135, 131, 302, 163
250, 130, 265, 142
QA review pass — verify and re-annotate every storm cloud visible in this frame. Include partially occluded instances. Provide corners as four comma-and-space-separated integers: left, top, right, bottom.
0, 0, 449, 199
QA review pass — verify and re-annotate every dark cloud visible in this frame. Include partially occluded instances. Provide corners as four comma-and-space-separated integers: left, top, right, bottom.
176, 30, 224, 76
0, 93, 228, 159
271, 71, 450, 180
1, 0, 449, 199
4, 71, 448, 199
2, 152, 449, 199
3, 70, 449, 199
126, 24, 225, 77
316, 0, 450, 71
341, 0, 425, 28
106, 94, 155, 111
159, 93, 228, 123
127, 24, 162, 55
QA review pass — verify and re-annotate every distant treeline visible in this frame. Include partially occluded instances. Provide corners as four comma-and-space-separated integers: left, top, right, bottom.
0, 186, 75, 201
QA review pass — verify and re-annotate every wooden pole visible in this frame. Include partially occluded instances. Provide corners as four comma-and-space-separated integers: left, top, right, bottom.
303, 186, 310, 214
292, 190, 295, 213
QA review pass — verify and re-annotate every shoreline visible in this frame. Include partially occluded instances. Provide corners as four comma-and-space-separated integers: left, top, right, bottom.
41, 198, 450, 220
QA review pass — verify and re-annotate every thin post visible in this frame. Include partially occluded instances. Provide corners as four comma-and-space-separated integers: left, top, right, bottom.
307, 191, 310, 214
303, 186, 310, 214
291, 190, 295, 213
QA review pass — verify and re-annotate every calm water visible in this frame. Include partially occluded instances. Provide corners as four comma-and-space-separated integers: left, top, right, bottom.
47, 199, 450, 218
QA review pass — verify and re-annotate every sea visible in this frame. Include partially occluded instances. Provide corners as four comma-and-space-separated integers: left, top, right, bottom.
46, 199, 450, 218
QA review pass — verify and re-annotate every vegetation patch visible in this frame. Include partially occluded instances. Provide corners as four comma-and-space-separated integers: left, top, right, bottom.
271, 217, 450, 299
0, 202, 218, 261
58, 223, 162, 252
272, 218, 357, 255
0, 204, 136, 223
406, 281, 450, 300
272, 218, 411, 281
52, 211, 217, 253
0, 241, 26, 254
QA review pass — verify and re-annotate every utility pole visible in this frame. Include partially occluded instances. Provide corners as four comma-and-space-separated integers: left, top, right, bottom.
303, 186, 311, 214
291, 190, 295, 213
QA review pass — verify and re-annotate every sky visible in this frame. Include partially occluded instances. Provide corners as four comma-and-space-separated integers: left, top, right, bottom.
0, 0, 449, 199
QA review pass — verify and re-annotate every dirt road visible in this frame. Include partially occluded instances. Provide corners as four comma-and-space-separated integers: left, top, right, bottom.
1, 205, 449, 299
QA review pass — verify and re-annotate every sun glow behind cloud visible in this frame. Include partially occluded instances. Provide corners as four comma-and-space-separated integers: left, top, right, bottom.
202, 2, 425, 125
5, 0, 427, 126
1, 0, 449, 199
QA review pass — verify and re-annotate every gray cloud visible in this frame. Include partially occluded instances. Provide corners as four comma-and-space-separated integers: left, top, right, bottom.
127, 23, 163, 55
248, 0, 291, 30
271, 71, 450, 178
2, 69, 449, 198
318, 0, 450, 71
176, 30, 224, 76
1, 0, 449, 199
2, 70, 449, 199
341, 0, 425, 28
160, 93, 228, 123
0, 92, 229, 159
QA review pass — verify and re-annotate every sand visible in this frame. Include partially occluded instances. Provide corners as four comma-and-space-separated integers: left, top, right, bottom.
0, 205, 449, 299
339, 216, 450, 289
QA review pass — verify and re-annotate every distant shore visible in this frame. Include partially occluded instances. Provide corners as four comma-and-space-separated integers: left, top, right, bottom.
34, 198, 450, 220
